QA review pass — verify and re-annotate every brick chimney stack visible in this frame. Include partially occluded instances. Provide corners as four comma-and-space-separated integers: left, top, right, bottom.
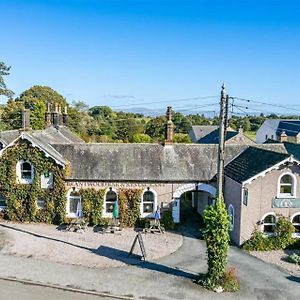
21, 109, 31, 131
45, 102, 52, 128
279, 131, 288, 142
164, 106, 174, 145
58, 104, 64, 126
63, 106, 68, 127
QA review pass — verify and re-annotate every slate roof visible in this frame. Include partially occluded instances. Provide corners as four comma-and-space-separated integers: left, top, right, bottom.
0, 130, 20, 145
189, 126, 218, 143
198, 129, 238, 144
224, 147, 290, 183
283, 142, 300, 160
52, 143, 288, 182
262, 119, 300, 137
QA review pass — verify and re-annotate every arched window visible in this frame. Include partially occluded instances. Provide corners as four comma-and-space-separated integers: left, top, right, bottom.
0, 142, 4, 150
105, 188, 117, 214
228, 204, 234, 231
141, 188, 157, 216
16, 160, 34, 184
262, 213, 276, 234
66, 188, 81, 217
278, 173, 296, 198
291, 214, 300, 237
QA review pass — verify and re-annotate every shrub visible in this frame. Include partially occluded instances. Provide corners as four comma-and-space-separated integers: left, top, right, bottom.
286, 253, 300, 265
220, 267, 240, 292
161, 209, 175, 230
202, 198, 230, 289
242, 215, 295, 251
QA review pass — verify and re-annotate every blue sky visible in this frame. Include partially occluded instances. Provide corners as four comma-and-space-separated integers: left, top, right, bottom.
1, 0, 300, 115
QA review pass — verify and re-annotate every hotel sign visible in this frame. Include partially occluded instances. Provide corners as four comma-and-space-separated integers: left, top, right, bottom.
272, 198, 300, 208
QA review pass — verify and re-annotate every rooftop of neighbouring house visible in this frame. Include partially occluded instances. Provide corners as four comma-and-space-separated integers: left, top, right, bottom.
224, 146, 291, 183
261, 119, 300, 137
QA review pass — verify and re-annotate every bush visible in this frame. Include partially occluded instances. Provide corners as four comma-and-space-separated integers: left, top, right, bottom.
161, 209, 175, 230
202, 198, 230, 289
242, 215, 295, 251
286, 253, 300, 265
220, 267, 240, 292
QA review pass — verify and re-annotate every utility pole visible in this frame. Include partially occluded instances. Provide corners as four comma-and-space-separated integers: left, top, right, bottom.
217, 84, 228, 199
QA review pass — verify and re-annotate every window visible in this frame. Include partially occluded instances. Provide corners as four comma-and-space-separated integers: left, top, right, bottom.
0, 193, 6, 210
16, 160, 34, 184
41, 171, 53, 189
291, 214, 300, 237
37, 198, 46, 209
0, 142, 4, 150
262, 213, 276, 234
105, 188, 117, 214
265, 134, 268, 140
243, 189, 248, 206
67, 189, 81, 217
278, 173, 296, 198
228, 204, 234, 231
141, 188, 157, 216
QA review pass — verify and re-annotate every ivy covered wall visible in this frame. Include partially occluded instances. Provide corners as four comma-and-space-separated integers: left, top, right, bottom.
0, 140, 66, 224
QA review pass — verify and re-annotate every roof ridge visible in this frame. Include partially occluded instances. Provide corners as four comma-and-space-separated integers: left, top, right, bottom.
250, 145, 289, 156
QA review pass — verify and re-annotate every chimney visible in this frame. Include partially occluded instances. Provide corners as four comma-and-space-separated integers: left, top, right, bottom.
45, 102, 52, 128
63, 106, 68, 126
52, 103, 59, 126
21, 109, 31, 131
279, 131, 288, 142
58, 104, 64, 126
164, 106, 174, 145
238, 126, 243, 134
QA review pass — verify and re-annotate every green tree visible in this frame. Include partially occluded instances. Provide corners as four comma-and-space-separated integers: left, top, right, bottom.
173, 133, 191, 143
2, 86, 67, 130
132, 133, 152, 143
0, 61, 14, 99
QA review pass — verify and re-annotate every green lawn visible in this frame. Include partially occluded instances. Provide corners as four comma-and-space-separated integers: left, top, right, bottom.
244, 131, 256, 141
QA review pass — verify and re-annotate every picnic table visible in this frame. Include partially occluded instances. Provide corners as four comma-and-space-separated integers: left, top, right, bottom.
67, 218, 85, 233
145, 219, 165, 234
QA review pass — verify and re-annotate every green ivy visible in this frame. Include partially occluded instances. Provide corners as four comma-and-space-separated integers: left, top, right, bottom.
118, 189, 142, 227
203, 198, 230, 289
0, 140, 66, 224
80, 188, 105, 226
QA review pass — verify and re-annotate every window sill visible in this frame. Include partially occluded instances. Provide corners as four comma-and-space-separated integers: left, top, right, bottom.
0, 207, 7, 211
276, 195, 296, 199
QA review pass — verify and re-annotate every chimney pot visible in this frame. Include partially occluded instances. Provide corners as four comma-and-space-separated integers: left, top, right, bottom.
21, 109, 31, 131
164, 106, 174, 145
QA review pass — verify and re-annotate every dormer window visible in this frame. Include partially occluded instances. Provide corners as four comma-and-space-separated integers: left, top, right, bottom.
16, 160, 34, 184
278, 173, 296, 198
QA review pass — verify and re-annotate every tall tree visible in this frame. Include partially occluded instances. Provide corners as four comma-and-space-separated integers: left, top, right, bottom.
0, 61, 14, 99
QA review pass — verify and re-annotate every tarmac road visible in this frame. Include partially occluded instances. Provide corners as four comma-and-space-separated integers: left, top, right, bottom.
0, 279, 113, 300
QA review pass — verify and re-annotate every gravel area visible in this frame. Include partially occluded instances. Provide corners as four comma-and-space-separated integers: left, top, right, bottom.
250, 249, 300, 277
0, 221, 182, 269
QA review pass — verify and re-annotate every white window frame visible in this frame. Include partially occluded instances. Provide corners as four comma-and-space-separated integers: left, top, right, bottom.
140, 188, 157, 218
277, 172, 297, 199
103, 188, 118, 218
16, 160, 34, 184
228, 204, 234, 231
261, 212, 276, 236
291, 213, 300, 238
242, 188, 248, 206
40, 171, 54, 189
66, 188, 81, 218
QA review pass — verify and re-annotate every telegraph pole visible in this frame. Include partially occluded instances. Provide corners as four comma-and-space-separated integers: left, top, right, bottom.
217, 84, 228, 199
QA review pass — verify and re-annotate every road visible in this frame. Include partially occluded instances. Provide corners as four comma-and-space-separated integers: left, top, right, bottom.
0, 279, 112, 300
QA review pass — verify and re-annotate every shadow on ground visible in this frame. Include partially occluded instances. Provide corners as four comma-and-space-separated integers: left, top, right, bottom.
0, 223, 197, 280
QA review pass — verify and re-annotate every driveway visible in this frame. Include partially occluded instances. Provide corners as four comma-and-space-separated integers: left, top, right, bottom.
0, 222, 299, 300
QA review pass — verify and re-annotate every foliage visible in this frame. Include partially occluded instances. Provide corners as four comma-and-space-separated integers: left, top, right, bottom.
118, 189, 142, 227
161, 208, 175, 230
286, 253, 300, 265
80, 188, 105, 226
203, 198, 230, 289
0, 141, 66, 224
243, 215, 295, 251
173, 133, 191, 143
0, 61, 14, 99
220, 267, 240, 292
132, 133, 152, 143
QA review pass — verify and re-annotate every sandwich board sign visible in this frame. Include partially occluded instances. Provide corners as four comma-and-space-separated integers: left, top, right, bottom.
128, 232, 146, 261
